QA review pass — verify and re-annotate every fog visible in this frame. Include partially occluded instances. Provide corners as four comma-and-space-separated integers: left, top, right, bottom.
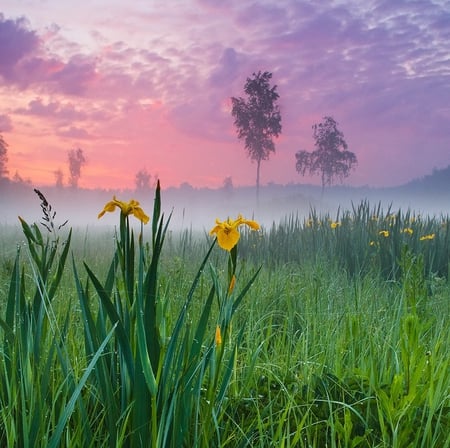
2, 177, 450, 238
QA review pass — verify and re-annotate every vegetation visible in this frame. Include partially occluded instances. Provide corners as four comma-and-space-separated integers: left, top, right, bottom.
0, 133, 8, 180
68, 147, 86, 188
0, 186, 448, 447
231, 71, 282, 201
295, 116, 357, 191
135, 168, 153, 192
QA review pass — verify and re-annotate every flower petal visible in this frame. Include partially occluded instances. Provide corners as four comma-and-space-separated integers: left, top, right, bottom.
98, 196, 150, 223
132, 207, 150, 224
98, 201, 118, 219
210, 222, 223, 235
217, 227, 240, 251
242, 219, 260, 230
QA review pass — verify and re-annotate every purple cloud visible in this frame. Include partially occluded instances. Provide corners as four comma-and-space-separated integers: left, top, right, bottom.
209, 48, 242, 86
57, 125, 90, 139
1, 0, 449, 189
0, 14, 39, 81
49, 54, 98, 95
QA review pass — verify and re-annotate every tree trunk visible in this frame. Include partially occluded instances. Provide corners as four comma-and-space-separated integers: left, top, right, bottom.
321, 172, 325, 198
256, 159, 261, 204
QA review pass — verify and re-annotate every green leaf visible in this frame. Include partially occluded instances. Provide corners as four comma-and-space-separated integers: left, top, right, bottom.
47, 323, 117, 448
84, 263, 135, 379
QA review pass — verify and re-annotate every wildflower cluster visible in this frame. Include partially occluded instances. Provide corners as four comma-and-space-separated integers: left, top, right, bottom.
91, 187, 261, 445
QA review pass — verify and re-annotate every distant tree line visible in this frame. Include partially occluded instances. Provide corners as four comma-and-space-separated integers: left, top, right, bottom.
0, 133, 89, 190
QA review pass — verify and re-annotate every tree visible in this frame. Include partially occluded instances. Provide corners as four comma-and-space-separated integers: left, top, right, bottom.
222, 176, 233, 197
231, 71, 282, 201
68, 147, 86, 188
54, 168, 64, 188
135, 168, 152, 192
12, 171, 31, 185
0, 133, 9, 180
295, 116, 357, 192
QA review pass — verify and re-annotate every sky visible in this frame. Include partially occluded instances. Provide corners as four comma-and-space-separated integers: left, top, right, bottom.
0, 0, 449, 190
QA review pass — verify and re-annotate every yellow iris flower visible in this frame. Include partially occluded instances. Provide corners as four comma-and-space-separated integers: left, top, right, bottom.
419, 233, 435, 241
210, 214, 260, 251
379, 230, 389, 238
98, 196, 150, 224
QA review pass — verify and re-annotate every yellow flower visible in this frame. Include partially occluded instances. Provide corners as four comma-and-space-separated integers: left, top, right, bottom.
420, 233, 435, 241
215, 325, 222, 346
386, 214, 396, 224
402, 227, 413, 235
330, 221, 341, 229
98, 196, 150, 224
210, 214, 260, 251
379, 230, 389, 238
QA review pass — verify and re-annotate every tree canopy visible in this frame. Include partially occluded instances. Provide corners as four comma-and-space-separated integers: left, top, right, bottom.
68, 147, 86, 188
135, 168, 152, 191
295, 116, 357, 190
231, 71, 282, 200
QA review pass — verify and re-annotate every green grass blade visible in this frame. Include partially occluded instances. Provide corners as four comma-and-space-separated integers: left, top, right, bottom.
84, 262, 135, 379
47, 323, 117, 448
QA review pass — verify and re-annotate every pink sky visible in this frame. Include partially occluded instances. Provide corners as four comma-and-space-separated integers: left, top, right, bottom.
1, 0, 449, 190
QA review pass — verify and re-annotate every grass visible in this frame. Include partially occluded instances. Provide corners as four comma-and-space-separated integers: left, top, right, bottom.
0, 188, 449, 447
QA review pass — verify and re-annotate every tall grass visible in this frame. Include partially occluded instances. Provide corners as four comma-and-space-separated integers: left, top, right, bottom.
0, 192, 448, 447
242, 200, 450, 280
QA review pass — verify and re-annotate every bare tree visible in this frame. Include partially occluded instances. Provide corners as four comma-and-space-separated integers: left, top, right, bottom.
68, 147, 86, 188
231, 71, 282, 201
0, 133, 9, 180
295, 116, 357, 192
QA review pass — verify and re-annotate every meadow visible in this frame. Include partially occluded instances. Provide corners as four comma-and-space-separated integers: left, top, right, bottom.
0, 185, 449, 447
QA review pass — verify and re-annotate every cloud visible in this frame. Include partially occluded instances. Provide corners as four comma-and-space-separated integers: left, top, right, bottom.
49, 54, 98, 95
209, 47, 242, 87
15, 98, 88, 121
56, 126, 91, 139
0, 14, 39, 81
1, 0, 449, 189
0, 114, 13, 132
0, 14, 98, 94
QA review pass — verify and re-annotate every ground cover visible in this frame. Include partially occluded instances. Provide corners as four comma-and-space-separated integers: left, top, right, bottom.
0, 188, 448, 447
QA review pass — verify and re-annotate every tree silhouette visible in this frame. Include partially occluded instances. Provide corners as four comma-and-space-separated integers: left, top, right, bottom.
135, 168, 152, 192
295, 116, 357, 192
231, 71, 282, 201
0, 133, 9, 180
68, 147, 86, 188
54, 168, 64, 188
222, 176, 233, 197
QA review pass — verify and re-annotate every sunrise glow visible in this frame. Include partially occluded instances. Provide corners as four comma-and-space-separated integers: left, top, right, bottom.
1, 1, 449, 190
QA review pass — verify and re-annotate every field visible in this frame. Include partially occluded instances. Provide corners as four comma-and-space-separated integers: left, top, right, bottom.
0, 185, 449, 447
